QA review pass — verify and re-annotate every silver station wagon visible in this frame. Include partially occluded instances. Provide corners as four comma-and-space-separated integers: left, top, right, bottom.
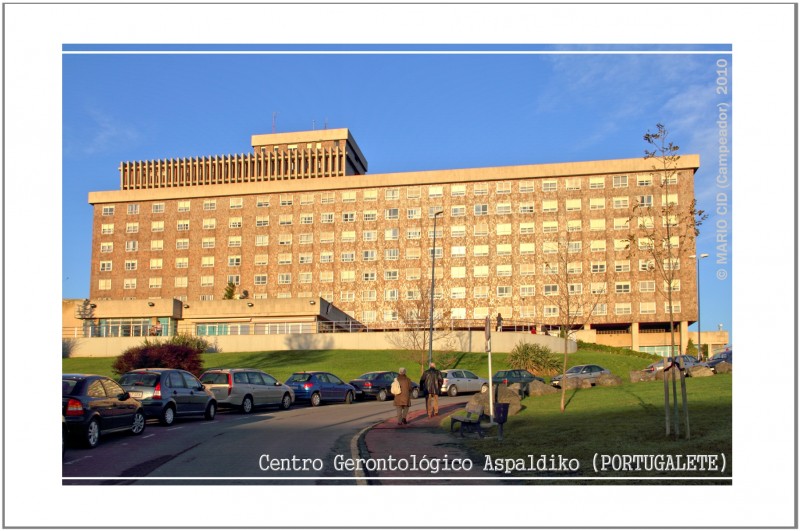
199, 368, 294, 413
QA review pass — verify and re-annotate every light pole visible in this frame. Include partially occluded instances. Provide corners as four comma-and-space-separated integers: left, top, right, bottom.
428, 210, 444, 366
690, 253, 709, 360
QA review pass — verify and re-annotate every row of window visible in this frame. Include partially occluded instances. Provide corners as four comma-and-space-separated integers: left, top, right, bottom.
102, 194, 679, 222
104, 174, 681, 215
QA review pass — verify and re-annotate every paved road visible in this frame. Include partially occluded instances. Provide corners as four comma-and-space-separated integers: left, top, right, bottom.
62, 395, 465, 485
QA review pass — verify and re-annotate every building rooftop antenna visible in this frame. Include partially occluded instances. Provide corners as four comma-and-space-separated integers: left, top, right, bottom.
272, 112, 278, 134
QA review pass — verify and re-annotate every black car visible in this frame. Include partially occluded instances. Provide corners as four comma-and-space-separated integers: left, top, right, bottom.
492, 369, 545, 396
349, 371, 420, 401
118, 368, 217, 425
62, 374, 146, 448
701, 350, 732, 372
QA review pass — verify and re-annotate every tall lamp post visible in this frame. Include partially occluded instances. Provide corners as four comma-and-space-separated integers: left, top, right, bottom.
690, 253, 709, 360
428, 210, 444, 366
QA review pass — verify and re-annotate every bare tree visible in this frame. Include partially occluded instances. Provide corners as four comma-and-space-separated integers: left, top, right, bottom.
543, 226, 609, 413
628, 123, 707, 439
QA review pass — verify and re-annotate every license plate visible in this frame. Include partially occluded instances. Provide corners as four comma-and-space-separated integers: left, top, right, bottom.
129, 391, 143, 398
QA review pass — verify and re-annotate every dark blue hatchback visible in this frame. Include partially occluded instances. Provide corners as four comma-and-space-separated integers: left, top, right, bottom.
285, 371, 356, 407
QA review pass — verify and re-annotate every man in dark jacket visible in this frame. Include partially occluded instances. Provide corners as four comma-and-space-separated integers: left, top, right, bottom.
422, 362, 444, 418
393, 367, 412, 425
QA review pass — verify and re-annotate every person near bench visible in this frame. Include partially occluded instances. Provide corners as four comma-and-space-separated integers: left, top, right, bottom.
393, 367, 412, 426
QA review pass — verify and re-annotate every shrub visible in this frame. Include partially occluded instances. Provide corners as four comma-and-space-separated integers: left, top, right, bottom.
165, 333, 215, 354
509, 341, 561, 376
576, 340, 662, 361
112, 340, 204, 376
62, 338, 80, 358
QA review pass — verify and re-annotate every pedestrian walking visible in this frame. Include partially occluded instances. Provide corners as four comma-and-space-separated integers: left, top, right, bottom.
496, 313, 504, 332
421, 362, 444, 418
393, 367, 412, 425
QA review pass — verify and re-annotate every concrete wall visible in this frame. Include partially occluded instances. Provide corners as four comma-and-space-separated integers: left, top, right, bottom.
67, 330, 576, 358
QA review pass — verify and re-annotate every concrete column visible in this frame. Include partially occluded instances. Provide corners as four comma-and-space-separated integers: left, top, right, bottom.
631, 322, 640, 352
680, 320, 689, 355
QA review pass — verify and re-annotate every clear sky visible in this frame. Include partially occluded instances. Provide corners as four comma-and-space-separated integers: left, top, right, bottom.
62, 48, 732, 339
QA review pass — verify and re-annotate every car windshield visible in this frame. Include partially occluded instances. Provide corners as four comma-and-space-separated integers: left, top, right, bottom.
62, 379, 79, 395
356, 373, 381, 380
566, 366, 582, 374
118, 373, 159, 387
712, 352, 730, 360
287, 374, 311, 383
201, 373, 228, 384
494, 371, 508, 378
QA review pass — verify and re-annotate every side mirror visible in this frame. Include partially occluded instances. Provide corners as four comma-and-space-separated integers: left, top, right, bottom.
198, 384, 205, 391
275, 382, 282, 386
119, 392, 131, 401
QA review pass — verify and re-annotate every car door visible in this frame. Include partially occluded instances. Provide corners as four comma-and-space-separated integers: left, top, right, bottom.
246, 371, 268, 406
86, 378, 117, 429
101, 377, 136, 428
182, 372, 208, 413
461, 371, 480, 392
259, 372, 282, 405
326, 373, 347, 401
165, 371, 191, 414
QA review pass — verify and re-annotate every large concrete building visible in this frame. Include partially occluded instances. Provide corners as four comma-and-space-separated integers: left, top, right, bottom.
80, 128, 718, 355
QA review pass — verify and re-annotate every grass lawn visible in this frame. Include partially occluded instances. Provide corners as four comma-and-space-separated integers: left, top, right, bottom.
460, 373, 732, 481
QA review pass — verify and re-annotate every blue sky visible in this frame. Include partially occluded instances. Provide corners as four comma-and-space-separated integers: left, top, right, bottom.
62, 48, 732, 338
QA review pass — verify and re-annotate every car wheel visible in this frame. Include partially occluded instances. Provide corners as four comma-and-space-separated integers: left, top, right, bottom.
377, 389, 388, 401
310, 392, 322, 407
448, 385, 458, 397
480, 384, 489, 394
84, 418, 101, 448
345, 391, 354, 404
160, 405, 176, 426
241, 396, 254, 414
280, 393, 292, 410
411, 387, 420, 399
204, 401, 217, 420
130, 410, 146, 435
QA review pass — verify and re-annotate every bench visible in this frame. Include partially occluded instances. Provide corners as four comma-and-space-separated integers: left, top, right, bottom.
450, 403, 485, 438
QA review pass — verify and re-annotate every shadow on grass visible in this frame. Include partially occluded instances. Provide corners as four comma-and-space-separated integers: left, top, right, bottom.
620, 387, 661, 414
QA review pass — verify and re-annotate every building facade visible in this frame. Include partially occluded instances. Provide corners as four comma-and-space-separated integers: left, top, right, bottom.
86, 128, 702, 353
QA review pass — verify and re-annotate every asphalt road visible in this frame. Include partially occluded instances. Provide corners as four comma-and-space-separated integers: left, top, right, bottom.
62, 395, 463, 485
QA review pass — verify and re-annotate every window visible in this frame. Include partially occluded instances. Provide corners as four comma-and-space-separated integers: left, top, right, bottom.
385, 189, 399, 200
568, 241, 582, 254
361, 290, 377, 302
473, 265, 489, 278
175, 238, 189, 250
197, 275, 214, 287
589, 177, 605, 189
588, 219, 605, 232
102, 206, 115, 216
280, 194, 293, 206
451, 266, 466, 279
428, 185, 443, 198
300, 193, 315, 205
665, 301, 682, 313
474, 204, 488, 216
591, 261, 607, 273
340, 291, 355, 303
473, 223, 489, 237
363, 210, 377, 222
342, 212, 355, 223
149, 277, 162, 289
450, 287, 466, 299
406, 187, 420, 199
565, 199, 581, 211
451, 246, 466, 258
613, 175, 628, 188
567, 220, 582, 232
615, 282, 631, 294
279, 214, 293, 226
568, 283, 583, 295
664, 279, 681, 292
497, 286, 512, 298
406, 228, 421, 240
150, 240, 163, 251
473, 183, 488, 196
255, 254, 269, 266
363, 271, 376, 282
296, 233, 311, 246
278, 253, 293, 265
543, 263, 558, 275
520, 222, 535, 235
319, 252, 333, 264
406, 248, 421, 260
204, 199, 217, 211
177, 201, 191, 212
592, 304, 607, 316
385, 289, 399, 301
99, 261, 112, 272
320, 232, 334, 244
341, 231, 356, 243
542, 180, 557, 192
543, 306, 559, 317
100, 242, 113, 253
497, 244, 512, 256
661, 174, 679, 185
228, 236, 242, 248
173, 276, 188, 288
385, 249, 399, 260
542, 220, 558, 233
405, 208, 420, 220
340, 251, 355, 263
298, 253, 313, 265
201, 237, 215, 249
496, 182, 512, 195
520, 242, 535, 255
638, 237, 654, 250
201, 256, 214, 268
472, 286, 488, 299
175, 257, 188, 269
384, 270, 399, 281
229, 197, 243, 209
279, 234, 293, 246
638, 195, 654, 208
519, 202, 535, 214
612, 197, 629, 209
639, 302, 656, 315
320, 192, 335, 204
519, 181, 535, 193
125, 241, 138, 252
124, 278, 137, 290
101, 223, 114, 235
542, 200, 558, 213
228, 255, 242, 267
176, 220, 190, 231
664, 258, 680, 270
591, 282, 608, 295
589, 198, 605, 210
451, 184, 466, 197
363, 230, 377, 242
496, 203, 512, 215
252, 274, 267, 286
613, 239, 629, 251
615, 303, 632, 315
565, 178, 581, 191
451, 205, 466, 217
429, 247, 443, 259
298, 273, 312, 284
590, 240, 606, 252
473, 245, 489, 257
126, 204, 139, 216
385, 208, 399, 220
99, 279, 111, 290
567, 261, 582, 274
637, 174, 653, 186
497, 264, 512, 277
203, 218, 217, 230
152, 203, 164, 214
542, 241, 558, 254
320, 271, 334, 283
639, 259, 655, 272
451, 225, 466, 238
362, 250, 377, 262
520, 264, 535, 276
615, 260, 631, 272
278, 273, 292, 285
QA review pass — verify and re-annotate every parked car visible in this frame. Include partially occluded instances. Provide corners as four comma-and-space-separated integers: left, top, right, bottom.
118, 368, 217, 425
645, 355, 700, 374
62, 374, 146, 448
491, 369, 545, 396
199, 368, 294, 412
440, 369, 489, 397
349, 371, 420, 401
700, 350, 732, 372
285, 371, 356, 406
551, 364, 611, 387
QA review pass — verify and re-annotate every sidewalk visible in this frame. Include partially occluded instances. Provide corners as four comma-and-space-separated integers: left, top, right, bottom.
357, 401, 501, 484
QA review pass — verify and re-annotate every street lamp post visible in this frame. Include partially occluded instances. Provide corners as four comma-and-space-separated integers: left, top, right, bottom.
690, 253, 709, 360
428, 210, 444, 366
